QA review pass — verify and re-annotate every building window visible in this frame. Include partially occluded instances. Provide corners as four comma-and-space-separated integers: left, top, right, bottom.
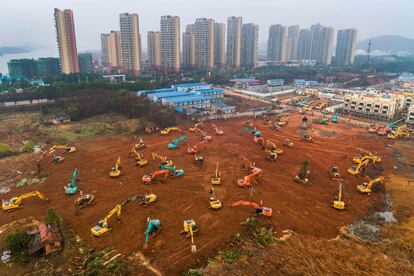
383, 106, 388, 109
382, 111, 387, 114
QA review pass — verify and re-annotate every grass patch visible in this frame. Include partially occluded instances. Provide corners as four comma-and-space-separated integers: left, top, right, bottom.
0, 140, 34, 158
223, 249, 241, 264
183, 268, 203, 276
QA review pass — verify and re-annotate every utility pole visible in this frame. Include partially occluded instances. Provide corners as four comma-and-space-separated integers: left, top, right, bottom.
367, 39, 372, 69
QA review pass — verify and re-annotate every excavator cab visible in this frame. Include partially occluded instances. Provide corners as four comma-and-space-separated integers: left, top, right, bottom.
75, 193, 95, 209
193, 154, 204, 166
330, 166, 341, 179
257, 207, 273, 217
109, 157, 122, 178
181, 219, 199, 238
209, 188, 222, 210
303, 134, 313, 142
91, 205, 121, 237
135, 138, 145, 150
265, 150, 277, 161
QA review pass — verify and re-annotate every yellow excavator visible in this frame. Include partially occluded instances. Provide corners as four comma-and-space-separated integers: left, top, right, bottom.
131, 147, 148, 167
109, 157, 122, 177
134, 138, 145, 150
303, 133, 313, 142
387, 125, 412, 139
211, 162, 221, 185
266, 139, 283, 154
2, 191, 47, 211
294, 159, 310, 184
181, 219, 198, 253
160, 127, 181, 135
91, 204, 122, 237
353, 154, 381, 164
357, 176, 385, 195
209, 187, 222, 210
332, 183, 346, 210
282, 139, 294, 148
49, 145, 76, 154
265, 149, 277, 161
189, 122, 203, 132
152, 152, 173, 167
348, 159, 369, 176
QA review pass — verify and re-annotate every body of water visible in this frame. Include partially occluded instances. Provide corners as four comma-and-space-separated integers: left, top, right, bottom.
0, 48, 58, 75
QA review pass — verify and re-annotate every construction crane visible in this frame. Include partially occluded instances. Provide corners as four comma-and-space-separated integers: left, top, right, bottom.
189, 122, 203, 132
109, 157, 122, 178
348, 159, 369, 176
180, 219, 198, 253
142, 169, 170, 184
231, 200, 272, 217
143, 217, 161, 249
161, 165, 185, 177
91, 204, 122, 237
168, 136, 187, 150
266, 139, 283, 154
49, 145, 76, 154
211, 162, 221, 185
294, 159, 310, 184
131, 147, 148, 167
160, 127, 181, 135
357, 176, 385, 195
209, 186, 222, 209
195, 127, 212, 142
134, 138, 145, 150
187, 140, 207, 154
152, 152, 173, 167
211, 123, 224, 135
2, 191, 47, 211
65, 168, 79, 195
238, 168, 263, 188
332, 183, 346, 210
367, 39, 372, 67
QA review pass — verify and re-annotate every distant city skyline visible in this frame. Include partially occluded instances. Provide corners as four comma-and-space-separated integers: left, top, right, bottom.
1, 0, 413, 52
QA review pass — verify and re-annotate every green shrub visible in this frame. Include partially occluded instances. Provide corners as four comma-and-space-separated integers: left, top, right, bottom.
66, 105, 80, 121
183, 268, 202, 276
223, 249, 241, 264
5, 230, 31, 255
40, 106, 50, 116
255, 228, 275, 247
0, 144, 15, 158
45, 208, 61, 225
20, 141, 34, 153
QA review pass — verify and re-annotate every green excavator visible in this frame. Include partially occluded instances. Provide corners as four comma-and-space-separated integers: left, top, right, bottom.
161, 164, 185, 177
168, 136, 187, 150
143, 217, 161, 249
65, 168, 79, 195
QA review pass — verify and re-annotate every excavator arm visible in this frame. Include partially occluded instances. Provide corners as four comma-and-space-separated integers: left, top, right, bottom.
101, 205, 122, 229
3, 191, 47, 210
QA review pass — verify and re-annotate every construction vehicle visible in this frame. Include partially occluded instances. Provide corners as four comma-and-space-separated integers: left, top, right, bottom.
294, 159, 310, 184
357, 176, 385, 195
109, 157, 122, 178
265, 149, 277, 161
332, 183, 346, 210
211, 123, 224, 135
188, 140, 207, 154
303, 133, 313, 142
122, 194, 157, 206
241, 156, 256, 172
240, 127, 261, 137
143, 218, 161, 248
266, 140, 283, 154
91, 204, 121, 237
387, 125, 412, 139
238, 168, 263, 188
209, 187, 222, 210
193, 154, 204, 166
278, 116, 289, 126
134, 138, 145, 150
49, 145, 76, 154
161, 165, 185, 177
283, 139, 294, 148
353, 154, 381, 164
189, 122, 203, 132
131, 147, 148, 167
160, 127, 181, 135
211, 162, 221, 185
195, 127, 212, 142
2, 191, 47, 211
65, 168, 79, 195
299, 107, 311, 114
330, 166, 341, 179
142, 169, 170, 184
302, 116, 308, 129
332, 113, 339, 123
231, 200, 272, 217
312, 118, 328, 125
152, 152, 173, 167
180, 219, 198, 253
75, 193, 95, 209
168, 136, 187, 150
348, 159, 369, 176
50, 155, 64, 164
253, 135, 265, 146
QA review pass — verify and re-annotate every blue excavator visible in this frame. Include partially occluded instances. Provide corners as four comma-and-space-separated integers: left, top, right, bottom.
161, 164, 185, 177
143, 217, 161, 249
65, 168, 79, 195
240, 127, 261, 137
168, 136, 187, 150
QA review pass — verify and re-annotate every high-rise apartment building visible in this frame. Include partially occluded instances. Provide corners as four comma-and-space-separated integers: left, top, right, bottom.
119, 13, 142, 76
335, 29, 358, 65
78, 53, 93, 73
241, 23, 259, 67
298, 29, 311, 60
214, 23, 225, 68
194, 18, 215, 70
185, 24, 196, 33
310, 23, 334, 65
226, 16, 242, 69
160, 15, 180, 73
101, 31, 122, 71
54, 8, 79, 74
267, 24, 287, 62
147, 31, 161, 70
287, 25, 300, 61
182, 32, 195, 68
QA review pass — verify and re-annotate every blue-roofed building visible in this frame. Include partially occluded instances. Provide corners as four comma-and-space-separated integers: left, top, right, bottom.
294, 79, 319, 87
137, 88, 176, 96
195, 88, 224, 98
163, 96, 211, 108
267, 79, 284, 86
149, 91, 197, 102
172, 83, 211, 91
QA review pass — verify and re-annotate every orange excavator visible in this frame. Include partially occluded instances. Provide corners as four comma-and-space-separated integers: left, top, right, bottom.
195, 127, 212, 142
241, 156, 256, 172
231, 200, 272, 217
188, 140, 208, 154
211, 124, 224, 135
253, 135, 265, 146
237, 168, 263, 188
142, 170, 170, 184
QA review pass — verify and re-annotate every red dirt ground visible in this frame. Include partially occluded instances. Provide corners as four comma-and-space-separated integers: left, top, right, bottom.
0, 114, 395, 275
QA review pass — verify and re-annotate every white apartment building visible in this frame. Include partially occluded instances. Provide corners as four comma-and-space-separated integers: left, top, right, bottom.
343, 94, 399, 120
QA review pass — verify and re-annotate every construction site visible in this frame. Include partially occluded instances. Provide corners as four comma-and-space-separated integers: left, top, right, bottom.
1, 108, 406, 274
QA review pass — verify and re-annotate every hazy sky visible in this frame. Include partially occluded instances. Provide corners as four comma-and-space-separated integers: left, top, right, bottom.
1, 0, 413, 51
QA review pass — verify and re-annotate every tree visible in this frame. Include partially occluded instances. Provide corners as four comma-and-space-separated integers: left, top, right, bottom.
66, 105, 80, 121
40, 105, 50, 115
